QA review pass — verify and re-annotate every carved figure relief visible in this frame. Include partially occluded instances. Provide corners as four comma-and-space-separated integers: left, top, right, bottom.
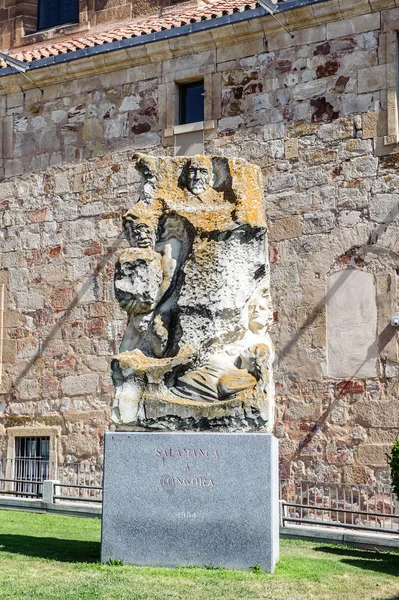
111, 154, 274, 431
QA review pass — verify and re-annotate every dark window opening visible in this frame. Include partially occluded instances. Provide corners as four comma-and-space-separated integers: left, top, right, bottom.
38, 0, 79, 31
179, 80, 204, 125
14, 436, 50, 496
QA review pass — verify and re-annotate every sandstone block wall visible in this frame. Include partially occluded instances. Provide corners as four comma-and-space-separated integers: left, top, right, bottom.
0, 0, 38, 49
0, 3, 398, 483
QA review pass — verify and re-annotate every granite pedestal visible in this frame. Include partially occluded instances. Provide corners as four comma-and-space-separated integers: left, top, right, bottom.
101, 432, 279, 572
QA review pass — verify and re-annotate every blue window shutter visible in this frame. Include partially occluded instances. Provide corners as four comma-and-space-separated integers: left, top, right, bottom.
38, 0, 59, 29
59, 0, 79, 25
179, 81, 204, 125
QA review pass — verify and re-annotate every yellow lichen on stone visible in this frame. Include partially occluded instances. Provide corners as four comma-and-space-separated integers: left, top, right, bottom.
119, 247, 158, 263
123, 199, 163, 232
116, 346, 194, 382
134, 153, 267, 233
218, 370, 257, 398
112, 153, 273, 431
227, 158, 267, 229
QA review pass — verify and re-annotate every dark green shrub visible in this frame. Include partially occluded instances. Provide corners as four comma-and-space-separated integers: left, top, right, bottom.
386, 438, 399, 498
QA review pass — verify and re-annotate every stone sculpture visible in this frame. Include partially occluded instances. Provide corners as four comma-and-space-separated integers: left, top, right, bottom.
111, 153, 274, 431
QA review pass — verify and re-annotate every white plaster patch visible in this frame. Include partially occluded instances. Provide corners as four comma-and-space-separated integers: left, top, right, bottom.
327, 270, 378, 379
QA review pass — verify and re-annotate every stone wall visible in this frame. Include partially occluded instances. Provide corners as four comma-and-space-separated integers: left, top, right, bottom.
92, 0, 190, 25
0, 0, 37, 49
0, 3, 398, 482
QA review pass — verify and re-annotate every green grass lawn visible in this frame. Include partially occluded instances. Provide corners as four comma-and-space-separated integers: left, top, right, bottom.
0, 510, 398, 600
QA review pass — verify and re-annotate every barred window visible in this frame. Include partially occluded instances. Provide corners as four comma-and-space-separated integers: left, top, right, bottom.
14, 436, 50, 496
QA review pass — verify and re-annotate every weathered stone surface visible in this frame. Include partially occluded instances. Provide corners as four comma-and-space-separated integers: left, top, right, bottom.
318, 118, 353, 141
356, 443, 391, 466
112, 155, 274, 431
285, 138, 299, 159
262, 123, 284, 140
60, 375, 99, 397
362, 111, 386, 138
356, 400, 398, 428
269, 216, 302, 241
337, 210, 361, 227
370, 193, 399, 223
358, 65, 387, 94
267, 174, 297, 193
343, 156, 379, 178
302, 211, 335, 234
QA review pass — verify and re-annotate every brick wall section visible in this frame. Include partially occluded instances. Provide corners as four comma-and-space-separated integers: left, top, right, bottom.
0, 6, 398, 482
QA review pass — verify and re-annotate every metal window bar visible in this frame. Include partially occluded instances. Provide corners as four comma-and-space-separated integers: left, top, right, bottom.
14, 437, 50, 497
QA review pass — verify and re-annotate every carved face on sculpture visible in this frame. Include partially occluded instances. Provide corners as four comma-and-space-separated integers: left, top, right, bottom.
248, 295, 272, 334
187, 158, 212, 195
123, 212, 156, 249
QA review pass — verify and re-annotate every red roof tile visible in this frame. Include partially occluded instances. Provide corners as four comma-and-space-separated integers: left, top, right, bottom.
0, 0, 275, 67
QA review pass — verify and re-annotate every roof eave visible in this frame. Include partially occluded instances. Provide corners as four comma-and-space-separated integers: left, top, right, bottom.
0, 0, 331, 77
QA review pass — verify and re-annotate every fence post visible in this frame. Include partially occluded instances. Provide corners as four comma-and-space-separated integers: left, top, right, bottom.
5, 459, 13, 493
279, 500, 286, 528
42, 480, 60, 505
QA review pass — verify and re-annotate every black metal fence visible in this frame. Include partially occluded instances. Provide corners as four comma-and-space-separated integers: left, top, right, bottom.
280, 479, 399, 534
0, 458, 102, 503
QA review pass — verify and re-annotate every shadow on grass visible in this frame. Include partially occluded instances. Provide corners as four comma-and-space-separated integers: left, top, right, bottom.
314, 546, 399, 577
0, 534, 100, 563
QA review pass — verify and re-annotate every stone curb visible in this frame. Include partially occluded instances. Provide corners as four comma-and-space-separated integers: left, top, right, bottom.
0, 497, 101, 519
281, 524, 399, 552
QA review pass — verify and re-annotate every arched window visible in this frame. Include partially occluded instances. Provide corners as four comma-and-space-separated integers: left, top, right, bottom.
38, 0, 79, 30
327, 270, 378, 379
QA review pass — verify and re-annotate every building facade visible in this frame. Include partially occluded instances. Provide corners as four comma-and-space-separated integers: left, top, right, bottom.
0, 0, 398, 484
